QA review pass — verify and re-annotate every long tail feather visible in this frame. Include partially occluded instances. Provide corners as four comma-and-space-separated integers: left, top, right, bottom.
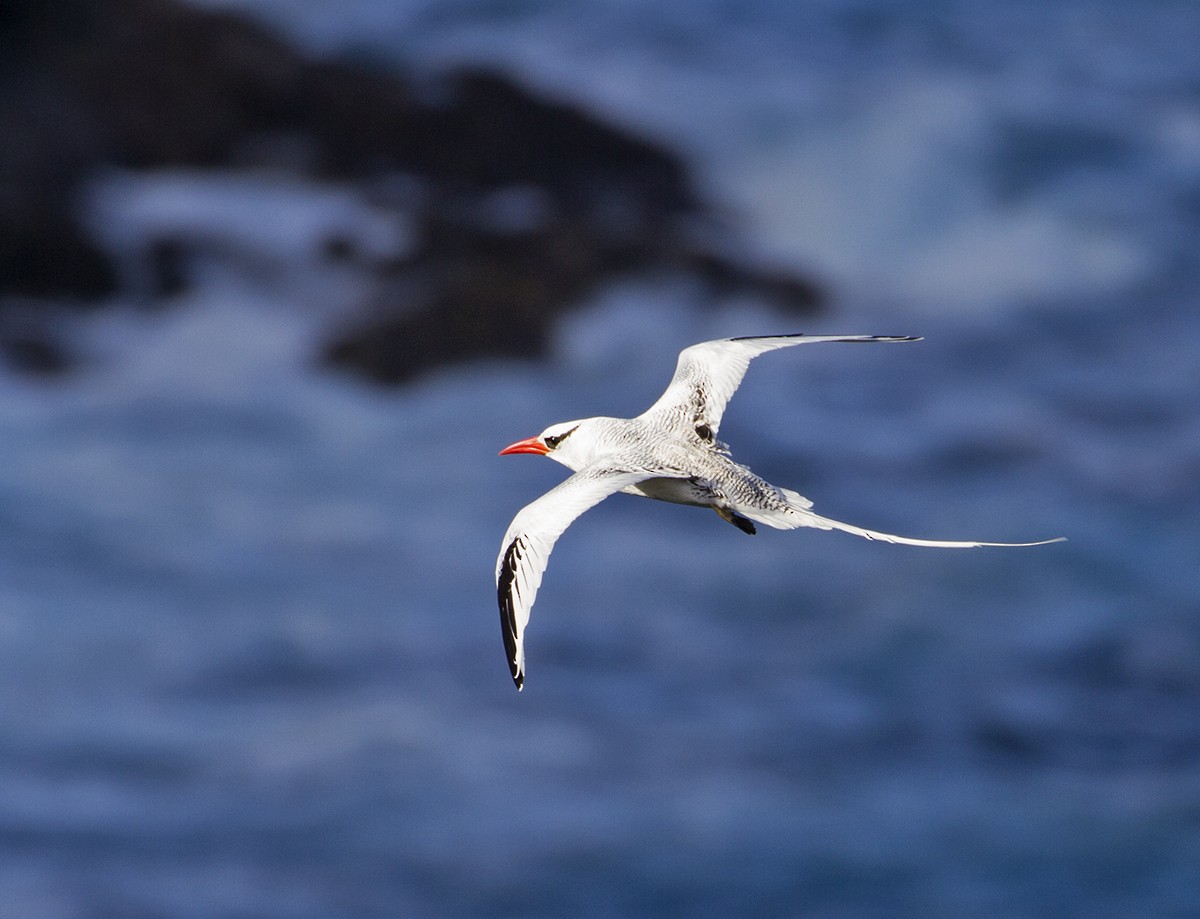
742, 487, 1066, 547
797, 512, 1066, 548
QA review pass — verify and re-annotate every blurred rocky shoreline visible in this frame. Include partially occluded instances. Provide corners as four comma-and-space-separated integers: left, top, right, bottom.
0, 0, 823, 383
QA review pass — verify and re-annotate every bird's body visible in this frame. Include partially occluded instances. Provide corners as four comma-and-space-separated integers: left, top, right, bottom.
496, 334, 1063, 690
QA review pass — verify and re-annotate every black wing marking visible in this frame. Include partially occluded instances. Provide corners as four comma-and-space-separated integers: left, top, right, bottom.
497, 537, 526, 690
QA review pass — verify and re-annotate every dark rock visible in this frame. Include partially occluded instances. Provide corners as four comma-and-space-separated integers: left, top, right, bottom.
324, 210, 625, 384
0, 300, 75, 376
0, 214, 118, 301
0, 333, 72, 376
321, 197, 826, 385
406, 69, 696, 216
0, 0, 825, 384
147, 237, 190, 300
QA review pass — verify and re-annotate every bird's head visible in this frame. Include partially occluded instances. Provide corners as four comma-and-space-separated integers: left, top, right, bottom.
499, 419, 592, 470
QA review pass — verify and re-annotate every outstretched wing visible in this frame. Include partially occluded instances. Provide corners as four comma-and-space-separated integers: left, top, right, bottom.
639, 334, 919, 437
496, 467, 653, 690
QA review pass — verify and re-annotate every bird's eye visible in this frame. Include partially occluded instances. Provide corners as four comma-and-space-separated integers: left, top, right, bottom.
543, 425, 579, 450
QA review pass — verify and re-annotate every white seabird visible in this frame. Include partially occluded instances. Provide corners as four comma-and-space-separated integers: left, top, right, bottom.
496, 333, 1064, 689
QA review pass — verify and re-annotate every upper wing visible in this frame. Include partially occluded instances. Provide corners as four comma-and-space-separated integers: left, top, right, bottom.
496, 466, 653, 691
639, 334, 920, 436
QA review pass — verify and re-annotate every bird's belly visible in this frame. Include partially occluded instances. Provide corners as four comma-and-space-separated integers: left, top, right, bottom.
622, 477, 710, 507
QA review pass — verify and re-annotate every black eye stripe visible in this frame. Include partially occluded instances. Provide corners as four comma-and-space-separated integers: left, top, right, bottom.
544, 425, 579, 450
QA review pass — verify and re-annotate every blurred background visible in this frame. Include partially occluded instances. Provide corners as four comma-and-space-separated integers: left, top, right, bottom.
1, 1, 1198, 916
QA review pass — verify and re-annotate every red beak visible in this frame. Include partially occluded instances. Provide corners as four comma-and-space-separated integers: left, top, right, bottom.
499, 436, 550, 456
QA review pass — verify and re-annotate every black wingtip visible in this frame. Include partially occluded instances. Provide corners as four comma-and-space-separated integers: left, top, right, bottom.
498, 538, 526, 691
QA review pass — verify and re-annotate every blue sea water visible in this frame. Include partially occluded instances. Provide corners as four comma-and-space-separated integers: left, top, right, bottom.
3, 1, 1200, 916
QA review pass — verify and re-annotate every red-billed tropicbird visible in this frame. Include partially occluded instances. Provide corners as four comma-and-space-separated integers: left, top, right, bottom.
496, 334, 1064, 689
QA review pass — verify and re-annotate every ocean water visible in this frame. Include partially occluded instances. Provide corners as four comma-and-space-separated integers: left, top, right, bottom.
3, 2, 1199, 916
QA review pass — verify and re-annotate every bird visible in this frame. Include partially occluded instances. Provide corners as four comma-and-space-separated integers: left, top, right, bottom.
495, 333, 1064, 690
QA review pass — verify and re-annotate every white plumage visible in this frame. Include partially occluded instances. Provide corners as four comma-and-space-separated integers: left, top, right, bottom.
496, 334, 1064, 690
